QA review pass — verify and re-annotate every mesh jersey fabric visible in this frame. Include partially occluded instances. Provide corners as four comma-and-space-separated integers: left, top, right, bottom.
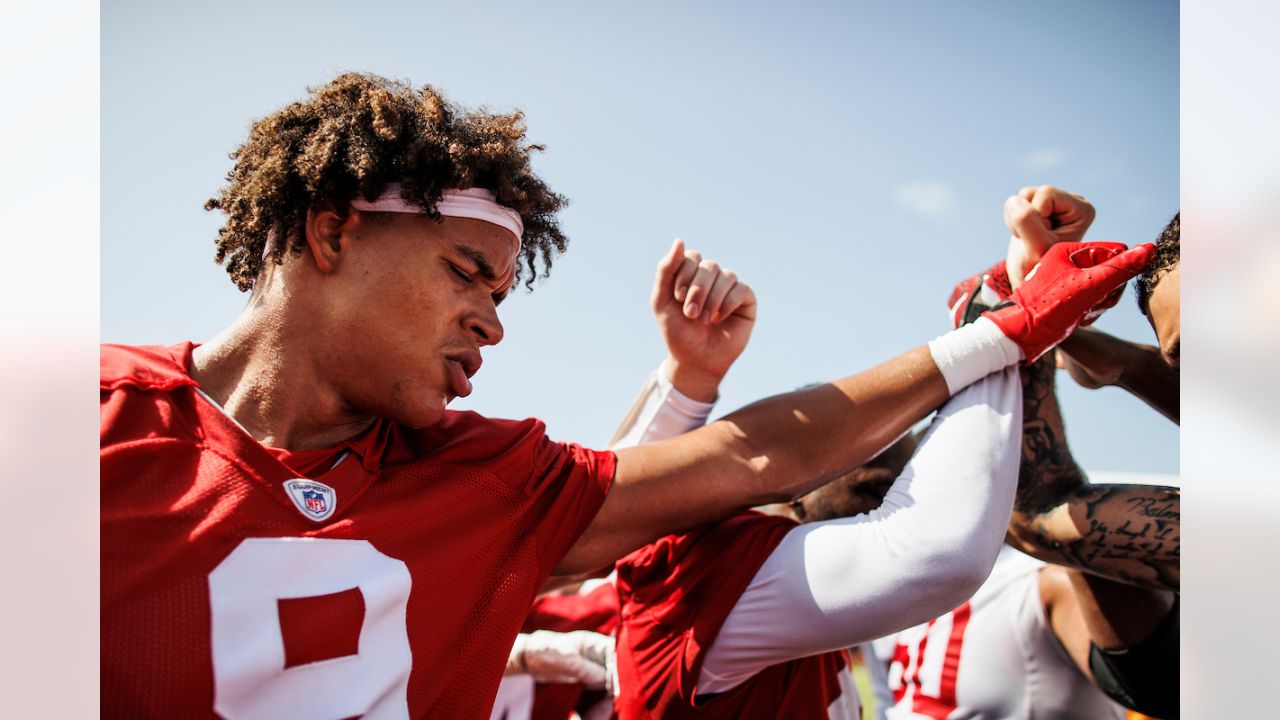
101, 343, 615, 719
613, 510, 857, 720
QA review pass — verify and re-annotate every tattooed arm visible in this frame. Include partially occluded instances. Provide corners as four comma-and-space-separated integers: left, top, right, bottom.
1005, 356, 1180, 591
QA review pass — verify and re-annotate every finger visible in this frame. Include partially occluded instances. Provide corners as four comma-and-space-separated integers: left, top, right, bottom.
673, 249, 702, 303
1055, 348, 1068, 370
719, 281, 758, 322
702, 268, 738, 323
652, 238, 685, 310
1077, 244, 1152, 303
1101, 242, 1157, 276
1029, 186, 1096, 241
684, 258, 722, 320
1027, 185, 1060, 219
1004, 195, 1056, 254
1018, 186, 1037, 201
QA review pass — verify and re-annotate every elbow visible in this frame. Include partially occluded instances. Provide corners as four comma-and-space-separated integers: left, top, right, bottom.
912, 542, 1001, 614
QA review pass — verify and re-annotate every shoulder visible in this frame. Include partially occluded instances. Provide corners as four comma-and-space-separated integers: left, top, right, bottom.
405, 411, 613, 495
407, 410, 550, 472
100, 342, 200, 447
101, 342, 198, 393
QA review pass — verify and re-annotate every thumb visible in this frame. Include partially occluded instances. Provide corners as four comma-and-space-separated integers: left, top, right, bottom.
652, 238, 685, 309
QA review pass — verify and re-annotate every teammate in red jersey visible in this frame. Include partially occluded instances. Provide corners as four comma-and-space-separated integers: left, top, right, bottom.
101, 72, 1152, 718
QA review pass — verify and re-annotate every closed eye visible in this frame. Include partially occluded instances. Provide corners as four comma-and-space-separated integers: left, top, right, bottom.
448, 263, 473, 285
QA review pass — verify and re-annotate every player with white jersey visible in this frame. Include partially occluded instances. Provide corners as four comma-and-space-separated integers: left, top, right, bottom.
878, 547, 1125, 719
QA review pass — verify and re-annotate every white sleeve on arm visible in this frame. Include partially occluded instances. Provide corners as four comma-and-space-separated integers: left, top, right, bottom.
607, 363, 717, 451
698, 366, 1022, 694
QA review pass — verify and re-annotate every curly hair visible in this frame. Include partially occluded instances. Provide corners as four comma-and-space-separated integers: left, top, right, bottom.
1136, 212, 1179, 314
205, 72, 568, 291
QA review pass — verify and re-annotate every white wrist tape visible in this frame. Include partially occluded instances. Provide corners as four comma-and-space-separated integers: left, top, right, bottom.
927, 316, 1023, 395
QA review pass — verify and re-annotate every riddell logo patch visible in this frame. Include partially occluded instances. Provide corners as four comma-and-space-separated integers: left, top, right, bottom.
283, 479, 337, 522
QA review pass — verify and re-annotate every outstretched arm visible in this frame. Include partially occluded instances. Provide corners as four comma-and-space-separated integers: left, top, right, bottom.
1005, 356, 1180, 591
698, 367, 1022, 692
1057, 326, 1179, 424
555, 239, 1153, 575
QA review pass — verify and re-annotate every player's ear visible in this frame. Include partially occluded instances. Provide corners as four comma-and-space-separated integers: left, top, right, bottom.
303, 202, 355, 274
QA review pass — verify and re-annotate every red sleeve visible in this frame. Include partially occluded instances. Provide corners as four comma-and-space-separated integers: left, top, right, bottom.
614, 512, 795, 716
526, 437, 616, 576
101, 343, 201, 449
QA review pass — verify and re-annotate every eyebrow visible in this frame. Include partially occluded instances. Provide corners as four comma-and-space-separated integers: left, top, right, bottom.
453, 242, 513, 304
453, 244, 499, 283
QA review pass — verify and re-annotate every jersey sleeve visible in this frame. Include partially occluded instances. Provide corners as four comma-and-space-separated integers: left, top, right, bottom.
613, 512, 795, 714
526, 435, 617, 576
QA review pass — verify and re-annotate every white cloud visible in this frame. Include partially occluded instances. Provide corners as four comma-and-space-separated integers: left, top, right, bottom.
1023, 147, 1068, 171
894, 180, 957, 219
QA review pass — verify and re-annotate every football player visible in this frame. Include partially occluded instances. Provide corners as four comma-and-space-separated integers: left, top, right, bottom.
100, 73, 1151, 718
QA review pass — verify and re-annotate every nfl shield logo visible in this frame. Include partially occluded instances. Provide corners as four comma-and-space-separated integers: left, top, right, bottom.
283, 479, 337, 522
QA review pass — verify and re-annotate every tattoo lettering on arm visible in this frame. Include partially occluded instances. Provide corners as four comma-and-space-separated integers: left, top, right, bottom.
1007, 357, 1180, 592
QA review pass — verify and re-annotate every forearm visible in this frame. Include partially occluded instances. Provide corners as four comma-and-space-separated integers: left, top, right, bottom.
1007, 484, 1180, 591
1115, 345, 1179, 424
1011, 356, 1180, 591
698, 368, 1023, 691
715, 318, 1018, 503
717, 344, 949, 503
567, 349, 946, 573
1058, 328, 1179, 423
559, 322, 1020, 575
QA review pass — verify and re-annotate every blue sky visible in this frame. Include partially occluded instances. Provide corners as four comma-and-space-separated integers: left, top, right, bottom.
102, 0, 1179, 473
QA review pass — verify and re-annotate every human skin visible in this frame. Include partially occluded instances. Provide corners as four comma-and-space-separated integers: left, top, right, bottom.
189, 202, 1140, 577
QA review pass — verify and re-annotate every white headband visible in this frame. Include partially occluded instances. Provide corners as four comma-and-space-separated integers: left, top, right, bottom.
350, 184, 524, 242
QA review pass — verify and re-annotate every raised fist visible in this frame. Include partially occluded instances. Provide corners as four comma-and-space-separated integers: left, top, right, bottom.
1004, 185, 1097, 290
651, 239, 757, 401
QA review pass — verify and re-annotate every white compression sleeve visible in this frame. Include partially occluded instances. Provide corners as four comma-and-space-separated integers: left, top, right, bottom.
697, 367, 1022, 694
607, 364, 717, 451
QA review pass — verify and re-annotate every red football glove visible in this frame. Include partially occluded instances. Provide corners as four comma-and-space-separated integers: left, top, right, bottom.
946, 260, 1013, 329
983, 241, 1156, 362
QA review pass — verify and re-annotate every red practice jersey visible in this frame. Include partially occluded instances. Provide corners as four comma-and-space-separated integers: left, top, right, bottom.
613, 511, 857, 719
101, 343, 615, 719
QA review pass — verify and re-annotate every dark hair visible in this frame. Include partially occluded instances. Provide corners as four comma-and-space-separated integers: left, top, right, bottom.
205, 72, 568, 291
1137, 212, 1179, 314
